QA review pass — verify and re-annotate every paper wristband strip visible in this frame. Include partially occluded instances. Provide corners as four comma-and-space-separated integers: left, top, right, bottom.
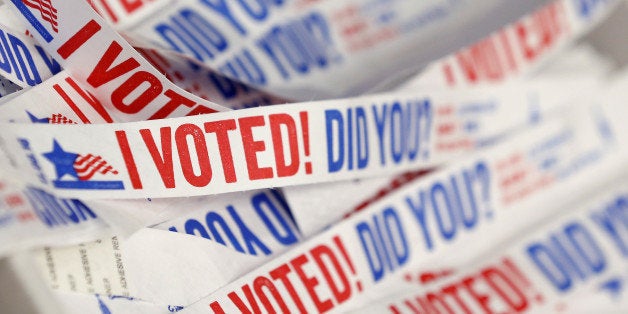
0, 165, 299, 267
0, 71, 189, 256
0, 85, 567, 199
0, 176, 111, 257
357, 183, 628, 314
108, 0, 493, 100
0, 20, 281, 113
0, 65, 585, 252
1, 1, 277, 113
403, 0, 618, 89
0, 68, 293, 258
0, 21, 61, 88
280, 80, 594, 237
122, 0, 612, 100
121, 0, 615, 111
0, 15, 596, 201
7, 0, 230, 122
179, 104, 623, 312
0, 70, 116, 123
129, 45, 287, 111
32, 188, 302, 306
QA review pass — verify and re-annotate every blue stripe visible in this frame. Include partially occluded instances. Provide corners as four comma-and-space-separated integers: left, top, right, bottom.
53, 180, 125, 190
10, 0, 54, 43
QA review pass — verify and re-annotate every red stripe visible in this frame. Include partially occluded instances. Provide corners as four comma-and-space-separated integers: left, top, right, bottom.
78, 161, 107, 180
23, 0, 54, 16
23, 5, 57, 28
73, 153, 119, 180
101, 165, 117, 175
43, 0, 57, 12
75, 155, 102, 171
23, 0, 58, 31
24, 0, 56, 14
74, 154, 94, 167
74, 156, 98, 169
30, 0, 56, 18
75, 161, 112, 180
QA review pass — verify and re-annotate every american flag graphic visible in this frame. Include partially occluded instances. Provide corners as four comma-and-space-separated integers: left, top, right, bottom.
22, 0, 58, 33
73, 154, 119, 181
44, 139, 125, 190
49, 113, 77, 124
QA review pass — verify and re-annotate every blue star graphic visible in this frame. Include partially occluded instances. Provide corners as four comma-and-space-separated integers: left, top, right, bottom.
26, 111, 50, 123
42, 140, 79, 180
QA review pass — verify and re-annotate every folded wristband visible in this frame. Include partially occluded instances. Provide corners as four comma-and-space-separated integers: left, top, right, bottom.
355, 181, 628, 313
0, 86, 579, 199
8, 0, 230, 122
181, 104, 625, 312
399, 0, 618, 89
